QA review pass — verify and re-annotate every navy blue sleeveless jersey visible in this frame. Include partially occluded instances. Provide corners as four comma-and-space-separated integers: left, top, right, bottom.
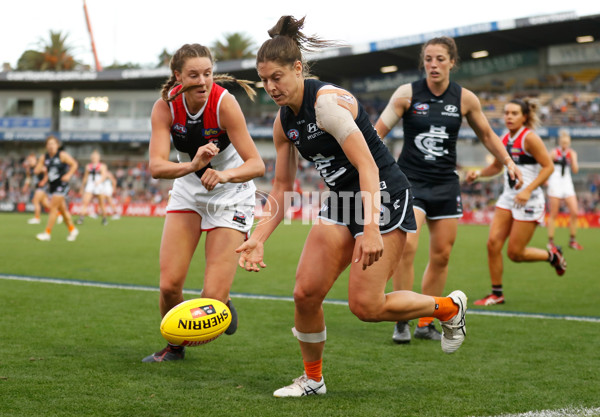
398, 79, 463, 184
44, 151, 68, 187
279, 79, 410, 194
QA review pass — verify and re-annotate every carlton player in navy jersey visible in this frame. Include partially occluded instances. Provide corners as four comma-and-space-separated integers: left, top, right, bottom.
34, 135, 79, 242
24, 153, 51, 225
237, 16, 468, 398
375, 36, 523, 344
143, 43, 264, 363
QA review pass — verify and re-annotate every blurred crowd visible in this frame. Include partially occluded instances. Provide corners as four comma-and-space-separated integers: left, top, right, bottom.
2, 155, 599, 215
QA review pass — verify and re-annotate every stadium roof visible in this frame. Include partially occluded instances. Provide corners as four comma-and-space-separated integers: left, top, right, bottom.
1, 11, 599, 90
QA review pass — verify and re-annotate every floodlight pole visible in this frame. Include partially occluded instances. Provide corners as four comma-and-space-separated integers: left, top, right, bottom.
83, 0, 103, 72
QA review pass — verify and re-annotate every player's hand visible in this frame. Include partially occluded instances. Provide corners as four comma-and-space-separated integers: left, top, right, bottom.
514, 188, 532, 208
353, 229, 384, 270
465, 170, 480, 183
236, 239, 267, 272
191, 143, 219, 172
506, 161, 523, 190
200, 168, 230, 191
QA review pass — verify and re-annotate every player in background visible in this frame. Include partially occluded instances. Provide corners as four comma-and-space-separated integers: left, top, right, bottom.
142, 43, 265, 363
374, 36, 522, 343
467, 98, 565, 306
546, 129, 583, 250
237, 16, 467, 398
100, 169, 121, 221
77, 150, 108, 225
23, 153, 50, 224
35, 135, 79, 242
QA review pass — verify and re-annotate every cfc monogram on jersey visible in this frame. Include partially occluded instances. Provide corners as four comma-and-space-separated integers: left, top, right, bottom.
398, 79, 463, 183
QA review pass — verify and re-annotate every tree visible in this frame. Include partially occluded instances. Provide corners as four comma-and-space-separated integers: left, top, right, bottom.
212, 33, 255, 61
16, 50, 45, 71
157, 48, 172, 68
16, 30, 77, 71
104, 62, 142, 70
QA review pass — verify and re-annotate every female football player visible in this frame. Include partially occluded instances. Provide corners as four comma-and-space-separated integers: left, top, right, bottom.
35, 135, 79, 242
546, 129, 583, 250
237, 15, 467, 397
374, 36, 523, 343
142, 43, 264, 362
467, 98, 565, 306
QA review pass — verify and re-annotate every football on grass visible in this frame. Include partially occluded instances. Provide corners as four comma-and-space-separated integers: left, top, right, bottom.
160, 298, 231, 346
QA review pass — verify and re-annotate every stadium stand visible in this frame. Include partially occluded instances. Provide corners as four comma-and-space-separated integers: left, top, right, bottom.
1, 11, 599, 220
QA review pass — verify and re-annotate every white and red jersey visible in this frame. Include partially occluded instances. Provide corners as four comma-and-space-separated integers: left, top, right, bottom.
502, 127, 542, 197
547, 147, 575, 198
84, 162, 104, 194
167, 83, 255, 205
497, 127, 545, 223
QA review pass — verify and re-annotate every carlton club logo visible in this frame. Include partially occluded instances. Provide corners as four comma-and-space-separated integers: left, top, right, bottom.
287, 129, 300, 141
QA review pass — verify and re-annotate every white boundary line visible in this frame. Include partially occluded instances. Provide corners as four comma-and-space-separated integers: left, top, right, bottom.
1, 273, 600, 323
473, 406, 600, 417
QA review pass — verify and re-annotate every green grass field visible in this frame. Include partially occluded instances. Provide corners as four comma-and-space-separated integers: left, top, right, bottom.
1, 213, 599, 417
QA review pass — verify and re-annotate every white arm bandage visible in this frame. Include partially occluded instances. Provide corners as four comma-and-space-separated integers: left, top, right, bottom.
379, 101, 400, 130
379, 85, 410, 129
315, 93, 359, 146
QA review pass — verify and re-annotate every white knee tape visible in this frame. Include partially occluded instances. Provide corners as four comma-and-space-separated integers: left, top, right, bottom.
292, 327, 327, 343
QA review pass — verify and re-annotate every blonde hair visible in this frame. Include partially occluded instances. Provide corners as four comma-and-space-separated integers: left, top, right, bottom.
161, 43, 256, 102
557, 128, 571, 147
256, 15, 341, 77
509, 98, 541, 130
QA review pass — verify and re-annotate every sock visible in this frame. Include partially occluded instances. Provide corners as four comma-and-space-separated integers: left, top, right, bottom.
303, 359, 323, 382
167, 343, 183, 350
492, 285, 503, 297
570, 235, 576, 243
432, 297, 459, 322
548, 237, 554, 244
45, 227, 51, 234
68, 224, 75, 232
547, 250, 554, 262
417, 317, 434, 328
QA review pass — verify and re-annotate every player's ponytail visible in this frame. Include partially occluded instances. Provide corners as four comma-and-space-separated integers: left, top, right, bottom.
257, 15, 341, 77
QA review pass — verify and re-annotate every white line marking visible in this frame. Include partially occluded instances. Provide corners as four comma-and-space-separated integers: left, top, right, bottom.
1, 273, 599, 323
474, 406, 600, 417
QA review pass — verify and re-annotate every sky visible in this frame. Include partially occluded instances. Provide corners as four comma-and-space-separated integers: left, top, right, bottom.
1, 0, 599, 69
